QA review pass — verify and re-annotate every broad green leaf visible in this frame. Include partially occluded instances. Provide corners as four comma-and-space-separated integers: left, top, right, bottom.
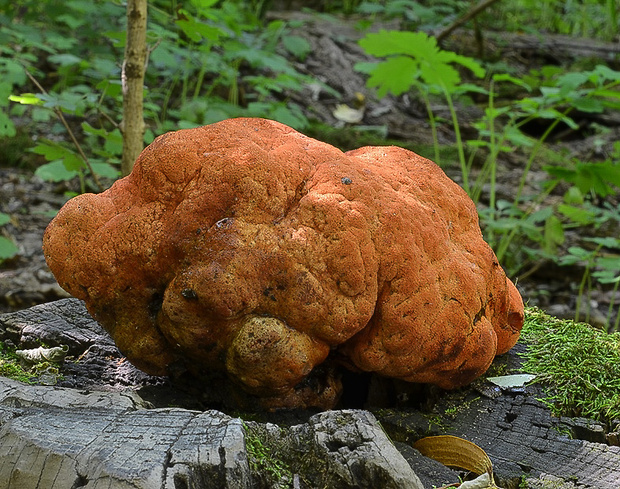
82, 121, 108, 137
31, 108, 52, 122
440, 51, 485, 78
189, 0, 219, 8
0, 236, 19, 260
282, 35, 311, 61
591, 270, 620, 284
596, 256, 620, 272
454, 83, 488, 95
32, 142, 75, 161
0, 112, 16, 137
557, 204, 595, 225
556, 71, 590, 92
0, 58, 27, 86
354, 61, 380, 75
529, 206, 553, 223
571, 97, 604, 113
9, 93, 44, 106
0, 212, 10, 226
563, 186, 584, 205
420, 61, 461, 91
504, 125, 534, 147
358, 30, 433, 57
48, 53, 83, 67
91, 162, 120, 179
176, 16, 223, 43
35, 160, 80, 182
584, 237, 620, 248
592, 64, 620, 83
492, 73, 532, 91
103, 129, 124, 156
366, 56, 418, 98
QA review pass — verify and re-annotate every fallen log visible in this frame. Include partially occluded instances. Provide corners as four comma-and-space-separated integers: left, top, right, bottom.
1, 300, 620, 488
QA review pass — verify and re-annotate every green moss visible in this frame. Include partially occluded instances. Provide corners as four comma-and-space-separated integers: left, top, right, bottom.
520, 307, 620, 424
0, 341, 64, 385
243, 423, 293, 487
0, 341, 37, 384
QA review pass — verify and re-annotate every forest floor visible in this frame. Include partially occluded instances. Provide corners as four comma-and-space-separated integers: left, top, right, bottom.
2, 12, 620, 332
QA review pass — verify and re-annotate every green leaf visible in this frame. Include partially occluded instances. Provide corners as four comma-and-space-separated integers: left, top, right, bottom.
492, 73, 532, 91
503, 125, 534, 147
0, 111, 16, 137
282, 35, 311, 61
563, 186, 584, 205
176, 14, 223, 43
544, 214, 565, 252
571, 97, 604, 113
0, 58, 27, 86
0, 236, 19, 260
354, 61, 380, 75
591, 270, 620, 284
32, 142, 76, 162
358, 30, 432, 57
557, 204, 595, 225
0, 212, 11, 226
584, 237, 620, 249
420, 59, 461, 90
440, 50, 485, 79
91, 162, 120, 179
556, 71, 590, 92
9, 93, 44, 106
48, 53, 83, 67
34, 160, 80, 182
366, 56, 418, 97
596, 256, 620, 272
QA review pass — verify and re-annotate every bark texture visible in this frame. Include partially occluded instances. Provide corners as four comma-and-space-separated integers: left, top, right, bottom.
121, 0, 147, 176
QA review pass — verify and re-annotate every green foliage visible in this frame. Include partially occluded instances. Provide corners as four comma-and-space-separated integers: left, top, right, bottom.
357, 30, 484, 98
356, 30, 484, 191
491, 0, 619, 41
0, 212, 19, 262
0, 341, 37, 384
470, 65, 620, 277
356, 24, 620, 328
244, 424, 292, 485
520, 307, 620, 424
2, 0, 313, 188
356, 0, 467, 30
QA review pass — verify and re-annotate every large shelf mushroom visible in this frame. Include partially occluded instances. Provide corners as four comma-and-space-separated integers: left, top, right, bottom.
43, 118, 523, 410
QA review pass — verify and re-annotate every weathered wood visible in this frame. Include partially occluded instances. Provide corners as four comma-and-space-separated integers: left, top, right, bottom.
379, 345, 620, 488
2, 300, 620, 488
490, 32, 620, 62
0, 375, 421, 489
120, 0, 147, 176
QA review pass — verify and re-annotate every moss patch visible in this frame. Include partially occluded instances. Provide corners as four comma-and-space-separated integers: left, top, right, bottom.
520, 307, 620, 424
243, 423, 294, 488
0, 341, 37, 384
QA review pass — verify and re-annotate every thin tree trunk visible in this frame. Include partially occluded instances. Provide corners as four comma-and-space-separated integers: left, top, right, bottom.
121, 0, 147, 177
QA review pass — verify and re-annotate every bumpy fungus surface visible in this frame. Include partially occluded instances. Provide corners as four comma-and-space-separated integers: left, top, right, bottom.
43, 118, 524, 409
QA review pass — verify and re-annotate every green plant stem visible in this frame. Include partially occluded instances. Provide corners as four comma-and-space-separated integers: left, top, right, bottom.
421, 90, 440, 164
441, 83, 469, 194
496, 179, 559, 263
575, 245, 601, 321
486, 80, 499, 243
23, 69, 104, 191
604, 279, 620, 332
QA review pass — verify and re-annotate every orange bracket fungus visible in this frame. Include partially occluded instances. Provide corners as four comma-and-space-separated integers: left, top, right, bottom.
43, 118, 524, 410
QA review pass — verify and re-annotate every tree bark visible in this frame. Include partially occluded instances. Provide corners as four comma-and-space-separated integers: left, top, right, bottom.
120, 0, 147, 177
